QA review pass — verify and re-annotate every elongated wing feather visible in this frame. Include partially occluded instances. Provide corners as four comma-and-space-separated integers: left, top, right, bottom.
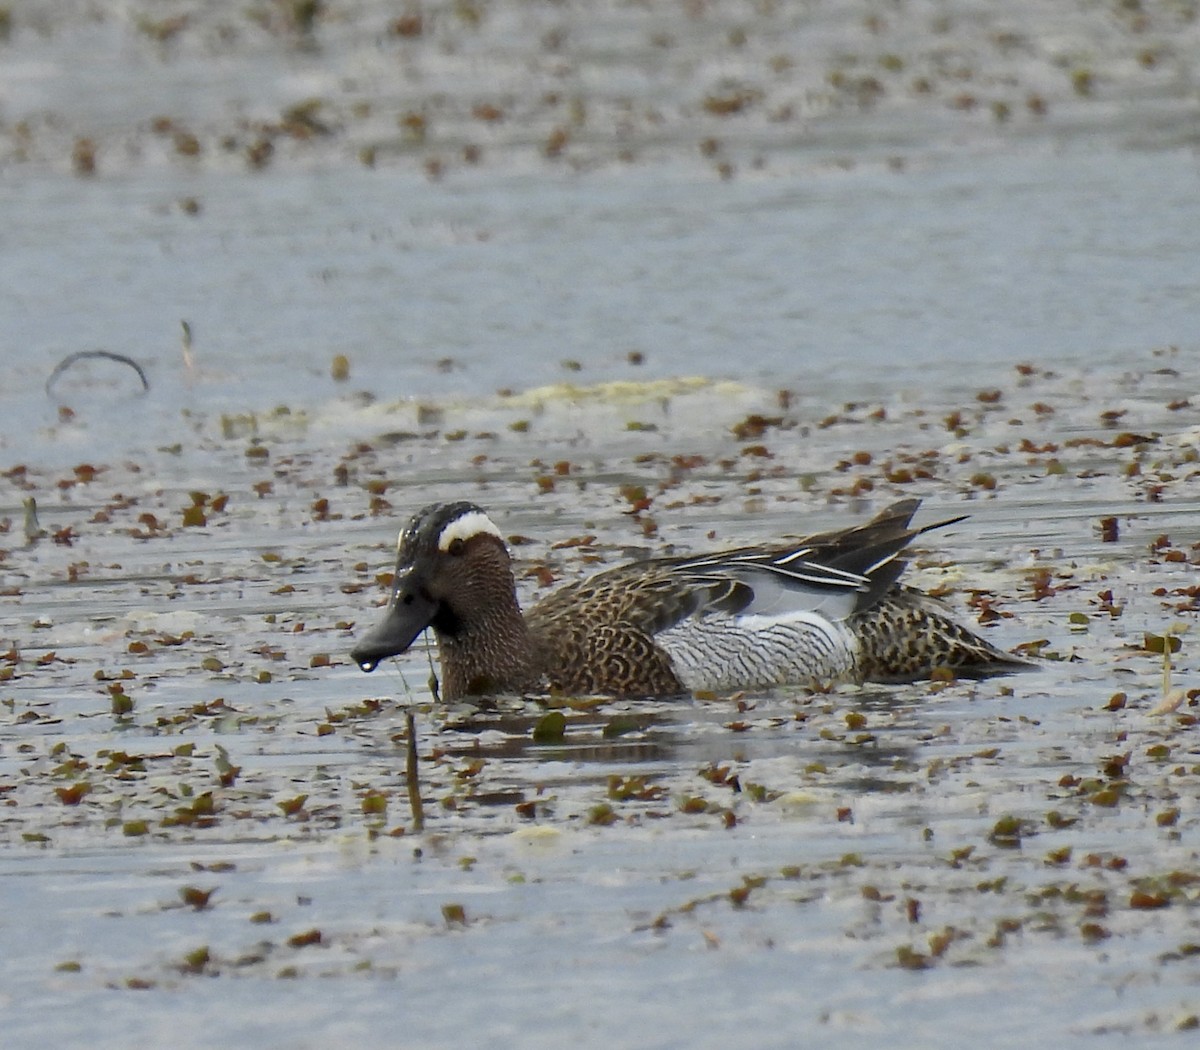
528, 499, 964, 640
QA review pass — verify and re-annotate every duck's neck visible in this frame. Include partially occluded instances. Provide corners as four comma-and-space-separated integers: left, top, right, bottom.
434, 592, 538, 700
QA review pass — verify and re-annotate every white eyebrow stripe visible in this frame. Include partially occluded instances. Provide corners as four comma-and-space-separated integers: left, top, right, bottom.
437, 510, 503, 552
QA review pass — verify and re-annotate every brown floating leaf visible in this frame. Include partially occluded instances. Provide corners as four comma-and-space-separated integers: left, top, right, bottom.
180, 886, 216, 911
607, 775, 666, 802
441, 903, 467, 926
731, 414, 783, 440
278, 794, 308, 817
1143, 633, 1182, 654
703, 87, 761, 116
55, 782, 92, 805
895, 946, 931, 971
544, 127, 569, 157
287, 928, 322, 948
181, 505, 207, 528
1112, 431, 1156, 447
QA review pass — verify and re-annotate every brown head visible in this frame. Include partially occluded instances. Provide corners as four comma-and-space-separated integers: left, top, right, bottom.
350, 502, 536, 698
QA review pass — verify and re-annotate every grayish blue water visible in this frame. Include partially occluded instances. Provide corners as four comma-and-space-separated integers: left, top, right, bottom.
3, 1, 1200, 1046
3, 146, 1197, 466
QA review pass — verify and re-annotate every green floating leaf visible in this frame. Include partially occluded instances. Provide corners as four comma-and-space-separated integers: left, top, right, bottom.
987, 814, 1028, 848
180, 947, 210, 974
602, 715, 640, 738
531, 711, 566, 743
1089, 787, 1122, 808
361, 791, 388, 815
1144, 632, 1182, 654
588, 803, 618, 826
109, 688, 134, 716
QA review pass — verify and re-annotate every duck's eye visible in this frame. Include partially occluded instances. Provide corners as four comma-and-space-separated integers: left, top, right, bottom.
447, 537, 465, 556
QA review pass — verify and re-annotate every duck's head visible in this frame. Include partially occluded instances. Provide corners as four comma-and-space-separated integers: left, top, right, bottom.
350, 501, 512, 673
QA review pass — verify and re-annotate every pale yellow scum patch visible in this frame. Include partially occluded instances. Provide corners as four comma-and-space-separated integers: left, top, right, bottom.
501, 376, 743, 408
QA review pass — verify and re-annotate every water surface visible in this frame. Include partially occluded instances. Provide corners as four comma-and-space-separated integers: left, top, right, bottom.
3, 2, 1200, 1046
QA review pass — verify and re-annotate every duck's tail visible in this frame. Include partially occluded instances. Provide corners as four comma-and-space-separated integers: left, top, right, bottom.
852, 591, 1031, 682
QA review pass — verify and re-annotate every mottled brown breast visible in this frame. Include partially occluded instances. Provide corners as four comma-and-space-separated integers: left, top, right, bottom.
526, 567, 692, 696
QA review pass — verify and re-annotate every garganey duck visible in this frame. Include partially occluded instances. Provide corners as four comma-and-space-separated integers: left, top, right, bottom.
350, 499, 1026, 700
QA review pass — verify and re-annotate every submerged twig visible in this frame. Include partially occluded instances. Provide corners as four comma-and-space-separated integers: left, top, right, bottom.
405, 709, 424, 832
1149, 623, 1188, 715
1163, 626, 1173, 698
22, 497, 47, 544
45, 350, 150, 396
425, 643, 441, 705
393, 658, 427, 832
180, 320, 195, 372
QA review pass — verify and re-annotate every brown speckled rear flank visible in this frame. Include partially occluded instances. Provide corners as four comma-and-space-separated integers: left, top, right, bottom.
851, 591, 1020, 682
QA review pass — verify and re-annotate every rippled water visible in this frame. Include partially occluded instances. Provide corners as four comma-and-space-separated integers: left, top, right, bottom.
3, 2, 1200, 1047
4, 145, 1200, 465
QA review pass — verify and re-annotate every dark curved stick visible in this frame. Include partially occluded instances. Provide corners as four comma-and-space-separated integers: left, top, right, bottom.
45, 350, 150, 396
